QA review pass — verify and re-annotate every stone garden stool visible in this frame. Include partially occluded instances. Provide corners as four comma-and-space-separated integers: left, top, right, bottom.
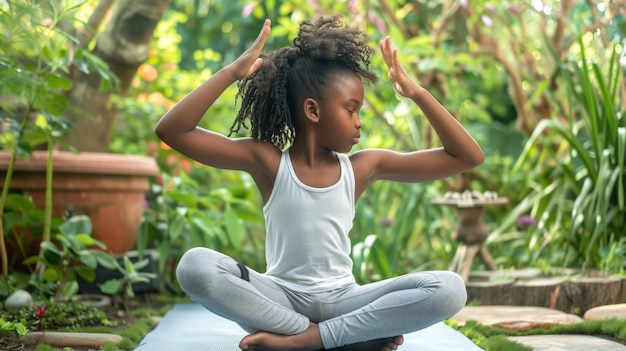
431, 191, 508, 282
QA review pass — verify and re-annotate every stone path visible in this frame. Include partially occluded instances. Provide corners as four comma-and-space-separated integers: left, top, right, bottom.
451, 303, 626, 350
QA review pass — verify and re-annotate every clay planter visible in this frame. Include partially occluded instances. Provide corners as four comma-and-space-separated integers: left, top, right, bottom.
0, 150, 159, 254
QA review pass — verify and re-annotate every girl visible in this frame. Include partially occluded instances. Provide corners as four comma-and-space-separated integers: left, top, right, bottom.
156, 16, 483, 351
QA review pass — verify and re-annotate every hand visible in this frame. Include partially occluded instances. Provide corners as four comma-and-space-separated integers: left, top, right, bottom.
227, 19, 271, 80
379, 36, 422, 99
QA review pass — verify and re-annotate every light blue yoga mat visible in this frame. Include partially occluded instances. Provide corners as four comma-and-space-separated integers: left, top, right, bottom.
136, 303, 483, 351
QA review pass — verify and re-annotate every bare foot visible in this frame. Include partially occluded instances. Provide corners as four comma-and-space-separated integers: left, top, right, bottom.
326, 335, 404, 351
239, 322, 323, 351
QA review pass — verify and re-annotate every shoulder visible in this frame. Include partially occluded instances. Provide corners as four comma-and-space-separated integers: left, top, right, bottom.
348, 149, 395, 191
242, 138, 282, 173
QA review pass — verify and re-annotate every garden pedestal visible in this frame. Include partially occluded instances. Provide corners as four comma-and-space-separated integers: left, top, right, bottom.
431, 196, 508, 281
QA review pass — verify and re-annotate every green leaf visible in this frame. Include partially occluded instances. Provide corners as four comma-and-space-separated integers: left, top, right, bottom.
75, 234, 97, 246
99, 279, 123, 295
132, 258, 150, 271
41, 242, 62, 265
45, 73, 73, 90
79, 251, 98, 269
22, 256, 45, 265
92, 251, 118, 270
75, 266, 96, 282
60, 215, 92, 236
43, 267, 59, 282
224, 208, 243, 247
15, 323, 28, 337
158, 241, 169, 273
170, 215, 185, 240
61, 280, 79, 298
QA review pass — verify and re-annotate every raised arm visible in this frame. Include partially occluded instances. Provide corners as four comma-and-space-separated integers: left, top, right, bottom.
352, 37, 484, 191
155, 20, 275, 171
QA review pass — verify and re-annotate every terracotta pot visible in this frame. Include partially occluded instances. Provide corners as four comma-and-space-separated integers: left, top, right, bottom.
0, 151, 159, 254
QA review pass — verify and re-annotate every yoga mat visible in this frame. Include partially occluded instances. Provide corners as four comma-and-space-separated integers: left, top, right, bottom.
136, 303, 483, 351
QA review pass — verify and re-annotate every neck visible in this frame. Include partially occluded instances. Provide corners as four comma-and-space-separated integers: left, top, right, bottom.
289, 137, 335, 168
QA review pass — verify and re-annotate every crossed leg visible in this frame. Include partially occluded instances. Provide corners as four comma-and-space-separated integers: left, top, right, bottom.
176, 248, 464, 350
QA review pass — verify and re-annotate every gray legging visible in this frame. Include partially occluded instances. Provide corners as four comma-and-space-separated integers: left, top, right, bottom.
176, 247, 467, 349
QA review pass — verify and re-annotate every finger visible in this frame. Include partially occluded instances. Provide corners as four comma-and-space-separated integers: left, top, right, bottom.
244, 58, 264, 77
391, 47, 400, 71
380, 37, 392, 67
251, 19, 272, 50
391, 47, 408, 79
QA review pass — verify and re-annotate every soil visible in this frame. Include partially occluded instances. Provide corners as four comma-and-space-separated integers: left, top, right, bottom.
1, 292, 173, 351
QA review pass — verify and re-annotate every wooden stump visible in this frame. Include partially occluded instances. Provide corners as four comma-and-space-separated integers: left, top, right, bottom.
559, 277, 626, 315
466, 280, 516, 305
465, 271, 626, 316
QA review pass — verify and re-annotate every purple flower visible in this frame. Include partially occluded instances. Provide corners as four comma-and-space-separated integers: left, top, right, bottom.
242, 3, 254, 18
515, 215, 536, 229
307, 0, 322, 12
349, 0, 358, 12
507, 4, 521, 16
368, 12, 387, 35
459, 0, 468, 9
481, 15, 493, 27
485, 4, 497, 14
379, 217, 394, 227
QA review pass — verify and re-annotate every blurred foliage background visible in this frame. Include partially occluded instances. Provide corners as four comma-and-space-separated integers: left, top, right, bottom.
3, 0, 626, 293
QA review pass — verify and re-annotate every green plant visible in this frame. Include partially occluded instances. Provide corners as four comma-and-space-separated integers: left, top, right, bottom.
0, 0, 117, 279
99, 255, 157, 311
0, 300, 115, 333
23, 215, 117, 303
491, 35, 626, 272
137, 160, 266, 290
351, 181, 453, 282
0, 317, 29, 338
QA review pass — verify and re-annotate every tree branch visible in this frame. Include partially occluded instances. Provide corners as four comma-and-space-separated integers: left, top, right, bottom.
77, 0, 117, 49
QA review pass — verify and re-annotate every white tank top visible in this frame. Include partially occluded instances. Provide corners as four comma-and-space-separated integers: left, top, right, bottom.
263, 149, 356, 293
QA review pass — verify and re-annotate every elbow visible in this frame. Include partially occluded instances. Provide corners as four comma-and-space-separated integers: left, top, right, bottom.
467, 148, 485, 169
154, 123, 165, 141
154, 120, 170, 143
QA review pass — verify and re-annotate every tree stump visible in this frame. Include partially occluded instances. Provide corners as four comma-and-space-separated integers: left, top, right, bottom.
466, 271, 626, 316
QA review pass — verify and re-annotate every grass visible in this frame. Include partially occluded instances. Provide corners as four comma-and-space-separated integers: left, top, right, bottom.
0, 293, 179, 351
449, 317, 626, 350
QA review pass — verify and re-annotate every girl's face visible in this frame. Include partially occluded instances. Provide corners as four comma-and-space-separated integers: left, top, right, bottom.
316, 71, 365, 153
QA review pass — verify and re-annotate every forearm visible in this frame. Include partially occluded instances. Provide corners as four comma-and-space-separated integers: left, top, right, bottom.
411, 88, 484, 166
155, 66, 237, 141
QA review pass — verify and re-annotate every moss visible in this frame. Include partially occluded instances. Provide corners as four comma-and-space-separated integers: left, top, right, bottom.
117, 318, 154, 349
482, 335, 532, 351
449, 318, 626, 351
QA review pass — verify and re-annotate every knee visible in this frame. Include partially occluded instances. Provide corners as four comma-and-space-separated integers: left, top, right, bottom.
176, 247, 213, 292
435, 271, 467, 317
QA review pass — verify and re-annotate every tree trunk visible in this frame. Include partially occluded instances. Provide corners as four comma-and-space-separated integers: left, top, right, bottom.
65, 0, 171, 152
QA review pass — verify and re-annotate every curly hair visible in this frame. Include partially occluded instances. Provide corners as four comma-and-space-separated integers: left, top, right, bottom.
229, 16, 379, 150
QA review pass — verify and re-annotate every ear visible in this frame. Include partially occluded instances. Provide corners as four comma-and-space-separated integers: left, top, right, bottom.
303, 98, 320, 123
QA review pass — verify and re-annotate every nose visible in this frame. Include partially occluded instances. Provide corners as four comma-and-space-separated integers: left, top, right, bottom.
356, 116, 363, 129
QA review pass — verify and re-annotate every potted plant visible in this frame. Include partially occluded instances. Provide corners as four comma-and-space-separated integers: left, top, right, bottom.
0, 0, 168, 280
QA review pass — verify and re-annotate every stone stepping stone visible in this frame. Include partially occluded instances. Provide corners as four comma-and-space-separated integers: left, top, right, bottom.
452, 305, 583, 330
508, 334, 626, 350
21, 331, 122, 348
584, 303, 626, 320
